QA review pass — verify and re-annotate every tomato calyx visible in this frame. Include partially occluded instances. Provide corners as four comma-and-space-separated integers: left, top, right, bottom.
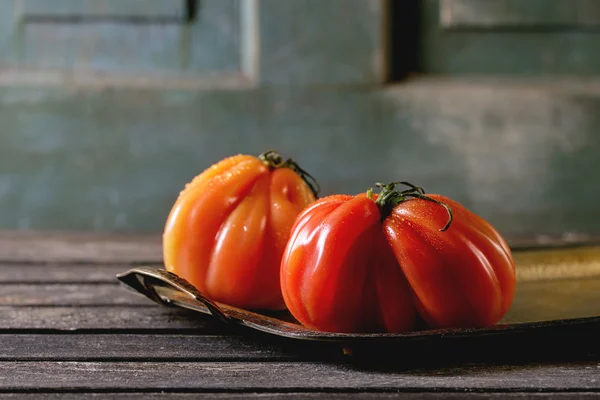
367, 181, 454, 232
258, 150, 320, 198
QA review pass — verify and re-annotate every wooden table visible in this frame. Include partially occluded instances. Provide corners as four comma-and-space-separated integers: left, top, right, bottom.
2, 231, 600, 399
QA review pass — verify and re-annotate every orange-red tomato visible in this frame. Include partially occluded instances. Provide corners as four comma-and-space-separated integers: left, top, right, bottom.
163, 151, 318, 310
280, 182, 516, 333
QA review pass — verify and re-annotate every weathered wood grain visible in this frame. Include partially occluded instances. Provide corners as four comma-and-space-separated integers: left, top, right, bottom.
0, 334, 295, 361
0, 264, 142, 283
440, 0, 600, 29
2, 241, 599, 282
1, 394, 598, 399
0, 306, 216, 331
0, 231, 161, 263
1, 240, 599, 282
2, 78, 600, 238
1, 361, 599, 391
0, 284, 150, 306
4, 275, 600, 322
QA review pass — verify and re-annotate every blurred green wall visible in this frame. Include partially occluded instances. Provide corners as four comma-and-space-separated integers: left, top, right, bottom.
1, 0, 599, 242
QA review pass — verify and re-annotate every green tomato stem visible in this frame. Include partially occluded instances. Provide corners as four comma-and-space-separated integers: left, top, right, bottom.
368, 181, 453, 232
258, 150, 320, 198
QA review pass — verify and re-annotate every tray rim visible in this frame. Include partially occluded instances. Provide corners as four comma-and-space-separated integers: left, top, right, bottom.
117, 265, 600, 344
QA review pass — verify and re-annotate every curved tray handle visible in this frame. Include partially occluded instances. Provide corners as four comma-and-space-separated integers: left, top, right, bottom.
116, 266, 325, 339
116, 266, 230, 323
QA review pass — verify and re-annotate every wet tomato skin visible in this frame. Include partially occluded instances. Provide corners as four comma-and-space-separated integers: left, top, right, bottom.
280, 187, 516, 333
383, 194, 516, 330
163, 152, 317, 310
280, 194, 417, 333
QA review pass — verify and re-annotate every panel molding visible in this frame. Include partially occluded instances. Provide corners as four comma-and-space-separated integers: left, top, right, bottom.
0, 68, 255, 90
421, 0, 600, 74
21, 0, 187, 19
440, 0, 600, 29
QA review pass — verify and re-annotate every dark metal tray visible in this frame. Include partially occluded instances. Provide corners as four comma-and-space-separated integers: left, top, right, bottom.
117, 243, 600, 346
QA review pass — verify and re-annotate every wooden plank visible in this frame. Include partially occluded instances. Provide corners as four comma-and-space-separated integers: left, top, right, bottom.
1, 395, 597, 400
0, 284, 151, 306
0, 231, 161, 263
422, 0, 600, 74
0, 361, 599, 391
2, 239, 599, 283
5, 274, 600, 321
256, 0, 386, 84
0, 334, 295, 361
4, 274, 600, 322
3, 279, 599, 328
440, 0, 600, 29
0, 264, 145, 283
1, 235, 598, 278
0, 306, 217, 331
1, 78, 600, 239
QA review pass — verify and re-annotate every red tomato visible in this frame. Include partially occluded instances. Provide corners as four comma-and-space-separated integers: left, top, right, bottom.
163, 151, 318, 310
280, 182, 516, 333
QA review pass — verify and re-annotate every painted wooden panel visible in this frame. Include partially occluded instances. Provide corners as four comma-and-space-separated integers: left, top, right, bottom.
440, 0, 600, 29
256, 0, 386, 84
0, 0, 386, 84
421, 0, 600, 74
1, 79, 599, 240
0, 0, 242, 76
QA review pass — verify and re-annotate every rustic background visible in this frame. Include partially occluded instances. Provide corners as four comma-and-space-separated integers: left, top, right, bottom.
1, 0, 599, 241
